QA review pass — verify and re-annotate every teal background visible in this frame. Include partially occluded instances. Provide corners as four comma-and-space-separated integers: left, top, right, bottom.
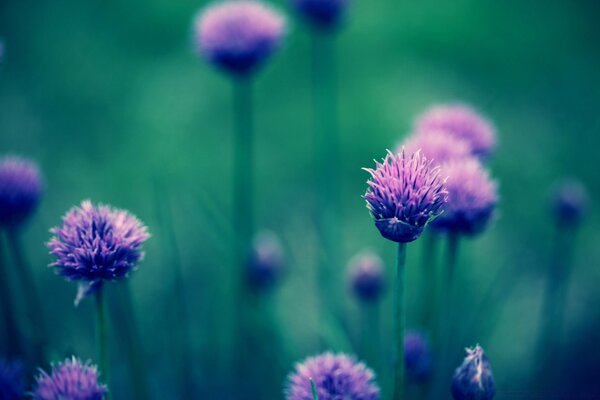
1, 0, 599, 398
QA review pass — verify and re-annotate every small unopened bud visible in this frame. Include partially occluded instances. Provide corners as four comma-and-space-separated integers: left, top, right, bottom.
451, 345, 495, 400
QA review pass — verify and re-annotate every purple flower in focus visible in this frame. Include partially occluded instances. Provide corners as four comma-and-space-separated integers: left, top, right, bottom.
194, 1, 286, 76
33, 357, 107, 400
401, 130, 472, 166
47, 200, 150, 305
0, 156, 43, 228
451, 345, 495, 400
347, 250, 385, 302
550, 178, 589, 227
414, 104, 496, 158
404, 330, 433, 383
292, 0, 349, 30
247, 230, 285, 290
364, 150, 448, 243
431, 158, 498, 236
0, 359, 24, 400
285, 352, 380, 400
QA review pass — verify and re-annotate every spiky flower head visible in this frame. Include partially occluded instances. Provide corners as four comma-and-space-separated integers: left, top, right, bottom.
451, 345, 495, 400
246, 230, 285, 291
47, 200, 150, 305
347, 250, 385, 302
194, 0, 286, 76
33, 357, 107, 400
285, 352, 380, 400
364, 150, 447, 243
0, 156, 43, 228
291, 0, 349, 30
401, 130, 472, 166
0, 359, 24, 400
414, 104, 496, 158
405, 330, 433, 383
550, 178, 589, 227
431, 158, 498, 236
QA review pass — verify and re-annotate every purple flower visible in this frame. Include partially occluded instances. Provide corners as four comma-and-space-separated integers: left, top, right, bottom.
431, 158, 498, 236
291, 0, 349, 30
194, 1, 286, 76
347, 250, 385, 302
285, 352, 380, 400
414, 104, 496, 158
364, 150, 448, 243
246, 230, 285, 290
401, 130, 472, 166
0, 359, 24, 400
48, 200, 150, 305
550, 178, 588, 227
404, 330, 433, 383
451, 345, 495, 400
33, 357, 107, 400
0, 156, 43, 228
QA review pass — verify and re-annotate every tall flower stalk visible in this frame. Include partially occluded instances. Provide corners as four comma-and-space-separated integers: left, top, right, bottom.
393, 242, 407, 400
95, 287, 109, 395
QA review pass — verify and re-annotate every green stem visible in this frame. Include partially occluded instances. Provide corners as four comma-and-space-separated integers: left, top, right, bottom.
420, 231, 439, 329
0, 231, 22, 358
96, 287, 110, 399
6, 228, 47, 364
393, 242, 407, 400
310, 377, 319, 400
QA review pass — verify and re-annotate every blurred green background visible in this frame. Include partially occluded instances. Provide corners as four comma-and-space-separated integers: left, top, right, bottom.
1, 0, 599, 398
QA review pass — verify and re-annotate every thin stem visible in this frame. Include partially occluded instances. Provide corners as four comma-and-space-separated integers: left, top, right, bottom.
393, 242, 407, 400
310, 377, 319, 400
420, 231, 439, 329
96, 287, 110, 399
6, 228, 47, 364
0, 231, 22, 358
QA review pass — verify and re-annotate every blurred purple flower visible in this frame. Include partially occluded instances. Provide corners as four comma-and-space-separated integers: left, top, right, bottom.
414, 104, 496, 158
431, 158, 498, 236
48, 200, 150, 305
550, 178, 588, 227
347, 250, 385, 302
292, 0, 349, 30
404, 330, 433, 383
194, 0, 286, 76
0, 359, 24, 400
451, 345, 495, 400
285, 352, 380, 400
401, 130, 472, 166
33, 357, 107, 400
0, 156, 43, 228
364, 150, 448, 243
246, 230, 285, 291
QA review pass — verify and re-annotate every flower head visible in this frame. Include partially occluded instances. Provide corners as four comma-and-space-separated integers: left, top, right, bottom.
401, 130, 472, 166
414, 104, 496, 158
451, 345, 495, 400
291, 0, 349, 30
0, 156, 43, 228
347, 250, 385, 302
431, 158, 498, 236
33, 357, 107, 400
364, 150, 448, 243
285, 352, 380, 400
0, 359, 24, 400
48, 200, 150, 305
550, 178, 588, 227
246, 230, 285, 291
405, 330, 433, 383
194, 0, 286, 76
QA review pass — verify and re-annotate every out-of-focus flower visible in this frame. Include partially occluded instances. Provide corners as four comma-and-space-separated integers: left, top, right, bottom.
414, 104, 496, 158
48, 200, 150, 305
451, 345, 495, 400
285, 352, 380, 400
401, 130, 472, 166
404, 330, 433, 383
431, 158, 498, 236
0, 359, 24, 400
194, 1, 286, 76
246, 230, 285, 290
291, 0, 349, 30
364, 150, 448, 243
33, 357, 107, 400
347, 250, 385, 302
550, 178, 589, 227
0, 156, 43, 228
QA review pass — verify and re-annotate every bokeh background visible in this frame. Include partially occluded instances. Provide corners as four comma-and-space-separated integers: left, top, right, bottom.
1, 0, 599, 398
